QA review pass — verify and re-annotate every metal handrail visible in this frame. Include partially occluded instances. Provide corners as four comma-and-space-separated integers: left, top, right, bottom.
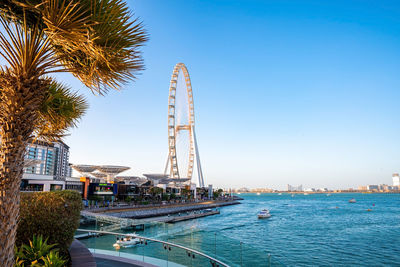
77, 229, 230, 267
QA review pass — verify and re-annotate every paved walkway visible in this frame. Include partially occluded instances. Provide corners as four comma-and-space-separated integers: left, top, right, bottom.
94, 253, 158, 267
69, 240, 96, 267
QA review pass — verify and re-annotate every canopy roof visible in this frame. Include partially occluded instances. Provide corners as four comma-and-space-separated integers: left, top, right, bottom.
71, 165, 99, 173
143, 174, 169, 180
91, 172, 107, 178
116, 176, 148, 185
96, 165, 130, 174
72, 164, 130, 177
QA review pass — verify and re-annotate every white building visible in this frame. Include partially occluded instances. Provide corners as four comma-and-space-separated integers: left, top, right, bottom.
392, 173, 400, 187
287, 184, 303, 191
367, 185, 379, 190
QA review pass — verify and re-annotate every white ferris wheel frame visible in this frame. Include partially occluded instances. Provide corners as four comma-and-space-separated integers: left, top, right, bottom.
164, 63, 204, 188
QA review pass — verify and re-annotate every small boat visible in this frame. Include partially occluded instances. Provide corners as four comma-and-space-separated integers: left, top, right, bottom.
256, 192, 260, 195
278, 193, 282, 195
326, 193, 331, 196
291, 194, 295, 197
367, 209, 372, 212
349, 198, 356, 203
113, 236, 140, 249
257, 209, 271, 219
304, 193, 309, 195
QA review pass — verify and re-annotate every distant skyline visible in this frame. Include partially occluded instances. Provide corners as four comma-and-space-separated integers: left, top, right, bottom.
62, 0, 400, 190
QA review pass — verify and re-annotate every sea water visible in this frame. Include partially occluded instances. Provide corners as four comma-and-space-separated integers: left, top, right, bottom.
80, 193, 400, 266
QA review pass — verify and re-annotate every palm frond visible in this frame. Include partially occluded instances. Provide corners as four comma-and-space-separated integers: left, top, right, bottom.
1, 0, 148, 94
0, 0, 42, 28
46, 0, 148, 94
34, 79, 88, 141
0, 15, 61, 76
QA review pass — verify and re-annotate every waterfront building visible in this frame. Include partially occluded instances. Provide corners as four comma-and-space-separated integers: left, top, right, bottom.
392, 173, 400, 186
358, 185, 367, 191
236, 187, 250, 193
22, 140, 72, 192
287, 184, 303, 192
367, 185, 379, 191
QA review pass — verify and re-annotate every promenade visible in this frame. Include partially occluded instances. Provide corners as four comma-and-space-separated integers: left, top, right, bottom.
84, 199, 240, 219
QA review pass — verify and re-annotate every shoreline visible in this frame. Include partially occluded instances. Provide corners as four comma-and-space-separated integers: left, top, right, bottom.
236, 191, 400, 194
85, 200, 241, 220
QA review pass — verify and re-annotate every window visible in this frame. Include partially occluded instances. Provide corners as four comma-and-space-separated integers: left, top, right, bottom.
50, 184, 63, 191
20, 184, 44, 192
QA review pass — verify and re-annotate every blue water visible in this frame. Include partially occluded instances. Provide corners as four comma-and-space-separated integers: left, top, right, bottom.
80, 193, 400, 266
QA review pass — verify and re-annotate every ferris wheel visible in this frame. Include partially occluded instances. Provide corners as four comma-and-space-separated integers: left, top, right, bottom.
164, 63, 205, 188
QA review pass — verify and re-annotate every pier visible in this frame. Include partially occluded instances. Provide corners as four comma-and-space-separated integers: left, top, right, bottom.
163, 210, 220, 223
101, 200, 239, 219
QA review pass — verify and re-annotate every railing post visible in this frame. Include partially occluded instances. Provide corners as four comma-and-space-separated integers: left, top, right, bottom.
142, 238, 145, 262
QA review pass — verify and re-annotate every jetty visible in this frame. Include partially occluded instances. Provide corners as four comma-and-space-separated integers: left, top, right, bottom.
100, 200, 239, 219
80, 199, 239, 230
163, 210, 220, 223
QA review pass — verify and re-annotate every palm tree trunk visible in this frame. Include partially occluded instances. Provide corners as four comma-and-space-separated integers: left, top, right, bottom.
0, 72, 45, 266
0, 130, 26, 267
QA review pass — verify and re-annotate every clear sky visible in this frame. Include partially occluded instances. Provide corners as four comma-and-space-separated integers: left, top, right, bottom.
63, 0, 400, 190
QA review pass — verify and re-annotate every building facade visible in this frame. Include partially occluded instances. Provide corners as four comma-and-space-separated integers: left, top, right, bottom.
392, 173, 400, 187
21, 140, 76, 192
24, 140, 70, 180
287, 184, 303, 191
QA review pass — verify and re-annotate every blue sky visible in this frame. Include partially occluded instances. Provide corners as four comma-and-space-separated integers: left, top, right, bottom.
64, 0, 400, 189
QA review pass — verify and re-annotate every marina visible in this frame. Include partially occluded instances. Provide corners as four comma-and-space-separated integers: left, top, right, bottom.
77, 193, 400, 266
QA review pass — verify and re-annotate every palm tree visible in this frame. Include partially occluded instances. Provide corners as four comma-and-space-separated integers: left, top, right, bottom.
0, 1, 147, 265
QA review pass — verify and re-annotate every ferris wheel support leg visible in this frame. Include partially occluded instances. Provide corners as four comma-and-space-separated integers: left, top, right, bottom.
164, 154, 170, 175
192, 126, 205, 188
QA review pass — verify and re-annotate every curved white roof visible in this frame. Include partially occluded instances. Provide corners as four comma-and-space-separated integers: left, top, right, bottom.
96, 165, 130, 174
92, 172, 107, 178
143, 174, 169, 180
72, 165, 99, 173
168, 178, 191, 183
116, 176, 148, 185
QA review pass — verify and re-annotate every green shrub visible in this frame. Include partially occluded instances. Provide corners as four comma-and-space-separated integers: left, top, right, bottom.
17, 190, 82, 255
15, 235, 67, 267
41, 250, 67, 267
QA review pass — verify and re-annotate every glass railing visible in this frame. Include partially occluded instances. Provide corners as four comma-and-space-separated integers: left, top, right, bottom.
162, 227, 286, 267
76, 224, 285, 267
76, 229, 229, 267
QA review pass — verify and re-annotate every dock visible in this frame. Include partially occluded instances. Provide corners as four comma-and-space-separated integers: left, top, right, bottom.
163, 210, 220, 223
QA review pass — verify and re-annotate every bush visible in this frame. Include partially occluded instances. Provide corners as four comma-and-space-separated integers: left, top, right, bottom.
15, 235, 67, 267
17, 190, 82, 255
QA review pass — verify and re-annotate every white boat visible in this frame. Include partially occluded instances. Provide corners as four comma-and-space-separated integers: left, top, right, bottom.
113, 236, 140, 249
326, 193, 331, 196
349, 198, 356, 203
304, 193, 309, 195
278, 193, 282, 195
256, 192, 260, 195
257, 209, 271, 219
